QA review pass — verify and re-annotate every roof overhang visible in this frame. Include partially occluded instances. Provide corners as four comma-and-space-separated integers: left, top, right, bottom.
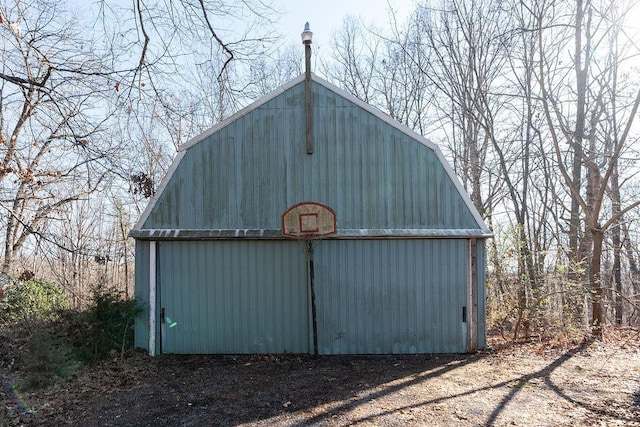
129, 228, 493, 240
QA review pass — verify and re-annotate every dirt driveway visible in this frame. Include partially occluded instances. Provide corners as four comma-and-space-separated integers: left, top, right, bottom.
2, 332, 639, 426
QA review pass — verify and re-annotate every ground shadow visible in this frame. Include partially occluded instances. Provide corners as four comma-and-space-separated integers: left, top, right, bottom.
36, 352, 483, 426
7, 339, 637, 426
345, 338, 638, 426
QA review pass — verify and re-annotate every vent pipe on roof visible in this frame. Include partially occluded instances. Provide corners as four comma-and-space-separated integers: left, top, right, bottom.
302, 22, 313, 154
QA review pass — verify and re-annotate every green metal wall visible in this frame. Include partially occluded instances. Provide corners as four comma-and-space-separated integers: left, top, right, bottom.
131, 75, 490, 354
314, 239, 468, 354
142, 80, 479, 232
476, 241, 487, 349
133, 239, 151, 350
141, 239, 478, 354
157, 240, 309, 354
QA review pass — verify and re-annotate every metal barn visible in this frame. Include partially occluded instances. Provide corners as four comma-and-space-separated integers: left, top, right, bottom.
130, 71, 492, 355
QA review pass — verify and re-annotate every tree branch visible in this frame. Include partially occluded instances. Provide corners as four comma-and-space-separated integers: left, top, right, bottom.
197, 0, 234, 82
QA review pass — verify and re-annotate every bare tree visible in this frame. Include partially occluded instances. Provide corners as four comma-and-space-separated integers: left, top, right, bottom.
324, 17, 381, 103
246, 43, 303, 99
0, 0, 118, 275
321, 0, 640, 337
0, 0, 279, 292
532, 0, 640, 337
378, 10, 433, 133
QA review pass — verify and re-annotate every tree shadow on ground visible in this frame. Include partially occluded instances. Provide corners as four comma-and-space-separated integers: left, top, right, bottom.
27, 352, 482, 426
6, 339, 637, 426
342, 338, 637, 426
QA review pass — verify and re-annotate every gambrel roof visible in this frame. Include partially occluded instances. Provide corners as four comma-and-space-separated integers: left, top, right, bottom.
130, 74, 491, 239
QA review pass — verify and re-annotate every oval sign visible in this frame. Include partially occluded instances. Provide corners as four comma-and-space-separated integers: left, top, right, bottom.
281, 202, 337, 239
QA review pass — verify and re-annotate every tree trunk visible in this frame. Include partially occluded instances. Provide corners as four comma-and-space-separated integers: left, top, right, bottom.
611, 163, 623, 325
2, 212, 17, 276
1, 243, 13, 277
591, 227, 604, 338
569, 0, 587, 280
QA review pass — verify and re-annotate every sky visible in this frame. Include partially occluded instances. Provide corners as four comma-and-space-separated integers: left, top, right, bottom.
270, 0, 640, 50
271, 0, 414, 48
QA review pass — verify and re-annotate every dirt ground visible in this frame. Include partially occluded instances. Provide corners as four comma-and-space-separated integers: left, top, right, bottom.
2, 330, 639, 426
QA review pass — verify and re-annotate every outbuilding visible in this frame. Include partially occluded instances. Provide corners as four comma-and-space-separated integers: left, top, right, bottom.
130, 54, 491, 355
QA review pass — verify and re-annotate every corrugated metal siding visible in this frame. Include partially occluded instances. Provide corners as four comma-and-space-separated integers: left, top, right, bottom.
132, 76, 489, 355
142, 238, 476, 355
133, 240, 150, 350
143, 81, 478, 232
314, 239, 468, 354
157, 240, 309, 354
476, 241, 487, 349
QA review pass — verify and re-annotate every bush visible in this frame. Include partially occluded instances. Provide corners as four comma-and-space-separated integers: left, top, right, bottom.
2, 285, 140, 391
72, 288, 142, 362
0, 279, 69, 324
17, 327, 81, 391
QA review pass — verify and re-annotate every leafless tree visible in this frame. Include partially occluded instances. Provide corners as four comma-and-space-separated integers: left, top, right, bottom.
0, 0, 279, 294
531, 0, 640, 336
323, 0, 640, 337
324, 17, 380, 104
0, 0, 119, 275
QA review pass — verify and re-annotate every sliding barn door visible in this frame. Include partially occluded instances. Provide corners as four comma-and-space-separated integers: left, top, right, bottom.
313, 239, 469, 354
158, 240, 309, 354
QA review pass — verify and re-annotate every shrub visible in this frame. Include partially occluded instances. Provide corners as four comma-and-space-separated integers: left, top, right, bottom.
0, 279, 69, 324
72, 288, 142, 362
17, 327, 81, 391
2, 285, 140, 391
